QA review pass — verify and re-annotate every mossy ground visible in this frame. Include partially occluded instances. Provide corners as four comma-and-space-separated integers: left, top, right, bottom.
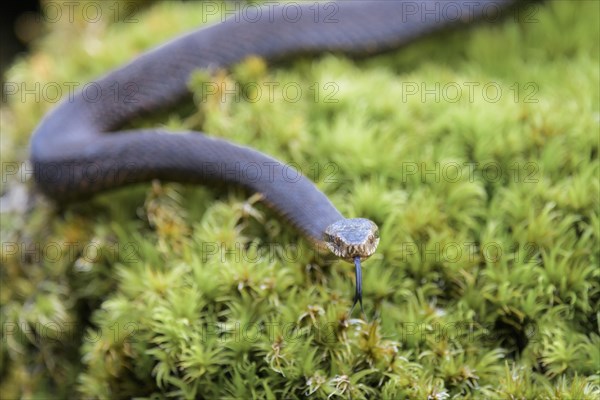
1, 1, 599, 398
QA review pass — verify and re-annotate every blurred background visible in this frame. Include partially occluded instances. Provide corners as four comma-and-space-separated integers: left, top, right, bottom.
2, 1, 41, 80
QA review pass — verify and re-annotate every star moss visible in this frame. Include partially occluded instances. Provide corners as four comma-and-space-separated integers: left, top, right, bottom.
1, 1, 598, 399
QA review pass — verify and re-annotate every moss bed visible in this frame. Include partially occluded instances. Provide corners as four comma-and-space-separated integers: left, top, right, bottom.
1, 1, 598, 398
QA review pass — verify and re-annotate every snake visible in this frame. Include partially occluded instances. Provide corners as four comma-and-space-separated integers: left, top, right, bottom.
30, 0, 517, 314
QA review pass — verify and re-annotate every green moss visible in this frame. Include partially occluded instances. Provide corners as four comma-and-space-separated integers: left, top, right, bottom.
1, 1, 599, 399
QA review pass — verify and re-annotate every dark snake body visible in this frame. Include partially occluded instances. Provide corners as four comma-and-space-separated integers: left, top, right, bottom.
31, 0, 515, 252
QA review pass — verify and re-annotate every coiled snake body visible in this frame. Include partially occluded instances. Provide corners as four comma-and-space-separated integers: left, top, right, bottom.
30, 0, 515, 312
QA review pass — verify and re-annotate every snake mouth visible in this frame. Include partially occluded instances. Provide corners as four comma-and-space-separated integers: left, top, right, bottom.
323, 218, 380, 261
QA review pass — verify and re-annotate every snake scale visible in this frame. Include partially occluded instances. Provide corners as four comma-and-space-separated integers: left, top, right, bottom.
30, 0, 517, 313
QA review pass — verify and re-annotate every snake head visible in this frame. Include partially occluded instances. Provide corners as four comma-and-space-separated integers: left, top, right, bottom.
323, 218, 380, 262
